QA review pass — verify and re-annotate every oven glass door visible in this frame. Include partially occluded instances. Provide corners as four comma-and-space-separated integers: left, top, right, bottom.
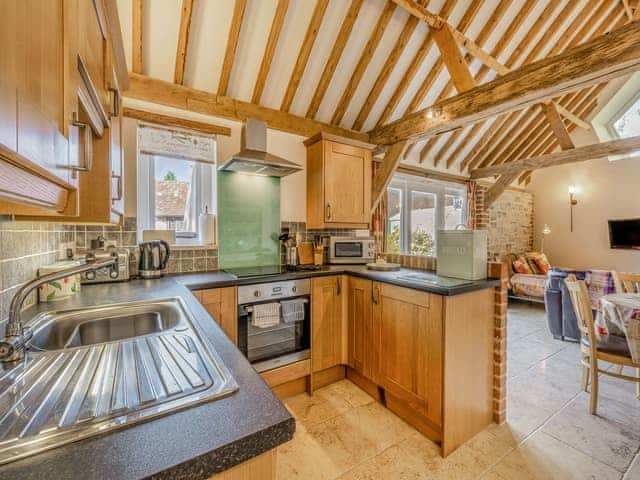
237, 297, 310, 366
333, 242, 363, 258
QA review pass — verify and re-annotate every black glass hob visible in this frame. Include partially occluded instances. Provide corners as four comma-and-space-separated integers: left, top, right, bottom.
224, 264, 322, 278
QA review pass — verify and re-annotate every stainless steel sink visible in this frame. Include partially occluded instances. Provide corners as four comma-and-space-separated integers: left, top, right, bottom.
0, 298, 238, 465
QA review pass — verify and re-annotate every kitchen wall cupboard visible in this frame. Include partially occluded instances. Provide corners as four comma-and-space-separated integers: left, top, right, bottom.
311, 276, 345, 373
304, 133, 375, 229
194, 287, 238, 344
0, 0, 127, 222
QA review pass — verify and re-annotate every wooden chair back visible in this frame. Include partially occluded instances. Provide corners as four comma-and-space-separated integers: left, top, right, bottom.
564, 275, 597, 347
612, 271, 640, 293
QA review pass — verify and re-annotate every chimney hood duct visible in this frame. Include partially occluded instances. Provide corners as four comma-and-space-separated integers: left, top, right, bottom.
218, 118, 303, 177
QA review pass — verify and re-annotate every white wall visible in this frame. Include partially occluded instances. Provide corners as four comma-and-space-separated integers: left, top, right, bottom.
122, 99, 307, 222
528, 77, 640, 272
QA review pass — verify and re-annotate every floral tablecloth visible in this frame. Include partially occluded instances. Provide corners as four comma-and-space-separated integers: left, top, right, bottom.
596, 293, 640, 363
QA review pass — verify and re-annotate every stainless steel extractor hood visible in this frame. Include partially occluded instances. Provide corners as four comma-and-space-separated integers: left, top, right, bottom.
218, 118, 303, 177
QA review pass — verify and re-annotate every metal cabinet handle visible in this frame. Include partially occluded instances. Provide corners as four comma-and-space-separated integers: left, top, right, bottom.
112, 172, 123, 202
326, 204, 332, 220
59, 112, 93, 172
337, 277, 342, 296
372, 284, 379, 304
109, 87, 120, 118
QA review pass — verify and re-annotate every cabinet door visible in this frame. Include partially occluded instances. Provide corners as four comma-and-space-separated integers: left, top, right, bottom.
373, 282, 443, 426
311, 276, 343, 372
198, 288, 238, 344
107, 66, 124, 217
0, 1, 17, 152
323, 142, 371, 224
348, 277, 373, 378
16, 0, 71, 184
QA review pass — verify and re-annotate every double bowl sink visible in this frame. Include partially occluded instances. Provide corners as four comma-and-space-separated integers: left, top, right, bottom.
0, 298, 238, 465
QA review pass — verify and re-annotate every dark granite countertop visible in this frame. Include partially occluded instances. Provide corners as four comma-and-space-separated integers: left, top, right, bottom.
0, 278, 294, 480
174, 265, 501, 296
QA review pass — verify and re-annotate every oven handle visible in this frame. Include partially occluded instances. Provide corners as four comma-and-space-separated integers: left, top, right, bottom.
243, 297, 309, 313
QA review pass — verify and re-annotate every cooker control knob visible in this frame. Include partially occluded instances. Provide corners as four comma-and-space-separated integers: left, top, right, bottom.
109, 269, 119, 279
86, 271, 96, 280
254, 290, 261, 298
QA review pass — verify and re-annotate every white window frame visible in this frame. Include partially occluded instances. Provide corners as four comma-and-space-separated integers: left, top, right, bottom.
606, 89, 640, 140
387, 174, 467, 256
137, 123, 216, 245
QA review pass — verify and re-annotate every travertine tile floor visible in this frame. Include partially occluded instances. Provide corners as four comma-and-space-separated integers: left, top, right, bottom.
276, 301, 640, 479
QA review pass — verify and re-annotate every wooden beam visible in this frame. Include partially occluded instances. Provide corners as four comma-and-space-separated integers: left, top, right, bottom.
331, 1, 396, 125
369, 22, 640, 145
218, 0, 247, 96
449, 28, 510, 75
252, 0, 289, 104
553, 102, 592, 130
126, 74, 369, 142
132, 0, 143, 73
635, 1, 640, 20
433, 24, 476, 93
484, 171, 520, 208
122, 107, 232, 136
622, 0, 634, 20
371, 140, 410, 213
390, 0, 444, 28
280, 0, 329, 112
306, 0, 364, 119
174, 0, 194, 85
353, 13, 421, 130
471, 135, 640, 179
542, 101, 575, 150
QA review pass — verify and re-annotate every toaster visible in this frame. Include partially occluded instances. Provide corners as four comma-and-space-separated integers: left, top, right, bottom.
79, 249, 131, 284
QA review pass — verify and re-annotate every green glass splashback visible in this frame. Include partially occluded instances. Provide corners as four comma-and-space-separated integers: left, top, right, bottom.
217, 171, 280, 268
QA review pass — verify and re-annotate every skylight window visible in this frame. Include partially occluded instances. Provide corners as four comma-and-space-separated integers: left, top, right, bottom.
610, 92, 640, 139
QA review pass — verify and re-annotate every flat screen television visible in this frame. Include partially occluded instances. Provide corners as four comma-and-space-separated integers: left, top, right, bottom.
608, 218, 640, 249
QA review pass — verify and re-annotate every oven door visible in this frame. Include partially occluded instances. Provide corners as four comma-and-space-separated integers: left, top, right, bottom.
237, 296, 310, 372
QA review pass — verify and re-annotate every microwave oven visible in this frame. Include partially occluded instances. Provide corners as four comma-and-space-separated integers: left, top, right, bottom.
328, 236, 375, 264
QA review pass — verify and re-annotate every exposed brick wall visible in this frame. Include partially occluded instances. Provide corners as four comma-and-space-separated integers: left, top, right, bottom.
489, 260, 509, 424
475, 186, 534, 260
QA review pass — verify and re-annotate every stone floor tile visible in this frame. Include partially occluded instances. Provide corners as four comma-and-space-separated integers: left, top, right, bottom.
315, 379, 375, 409
481, 431, 622, 480
284, 389, 353, 427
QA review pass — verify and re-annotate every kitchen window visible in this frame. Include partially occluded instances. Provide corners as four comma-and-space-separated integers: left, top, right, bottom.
137, 124, 216, 242
608, 90, 640, 140
386, 175, 466, 256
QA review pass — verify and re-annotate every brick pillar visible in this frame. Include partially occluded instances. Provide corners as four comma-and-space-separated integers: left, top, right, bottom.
474, 186, 489, 231
489, 260, 508, 424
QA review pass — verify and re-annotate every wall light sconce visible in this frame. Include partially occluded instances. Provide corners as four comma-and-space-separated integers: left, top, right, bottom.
568, 186, 578, 232
541, 224, 551, 253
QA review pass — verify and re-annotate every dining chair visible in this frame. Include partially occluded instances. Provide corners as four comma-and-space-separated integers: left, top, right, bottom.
564, 274, 640, 415
612, 271, 640, 293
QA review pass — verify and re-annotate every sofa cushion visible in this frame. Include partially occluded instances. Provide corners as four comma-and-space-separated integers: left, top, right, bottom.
581, 334, 631, 358
513, 256, 533, 274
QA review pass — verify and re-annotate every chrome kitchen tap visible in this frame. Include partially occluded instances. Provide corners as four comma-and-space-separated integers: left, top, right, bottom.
0, 254, 119, 364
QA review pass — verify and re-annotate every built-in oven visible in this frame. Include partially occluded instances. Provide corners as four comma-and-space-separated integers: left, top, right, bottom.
328, 236, 375, 264
237, 278, 310, 372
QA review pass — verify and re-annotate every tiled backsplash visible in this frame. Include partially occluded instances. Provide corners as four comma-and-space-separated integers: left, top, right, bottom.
0, 216, 219, 324
280, 221, 360, 264
0, 219, 74, 323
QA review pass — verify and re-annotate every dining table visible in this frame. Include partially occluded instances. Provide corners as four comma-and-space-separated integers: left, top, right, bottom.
596, 293, 640, 363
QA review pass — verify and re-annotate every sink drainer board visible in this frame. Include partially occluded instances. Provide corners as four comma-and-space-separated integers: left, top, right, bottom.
0, 298, 238, 465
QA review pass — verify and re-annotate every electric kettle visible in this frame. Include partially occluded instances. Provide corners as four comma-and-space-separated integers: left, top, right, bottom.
138, 240, 171, 279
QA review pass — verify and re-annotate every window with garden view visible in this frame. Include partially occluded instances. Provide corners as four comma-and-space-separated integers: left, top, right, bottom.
386, 175, 466, 256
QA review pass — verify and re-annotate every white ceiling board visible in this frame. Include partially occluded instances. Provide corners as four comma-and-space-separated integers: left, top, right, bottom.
361, 21, 429, 131
339, 6, 410, 128
184, 0, 235, 93
260, 1, 316, 109
145, 0, 182, 81
288, 0, 353, 117
227, 0, 279, 101
313, 0, 387, 123
391, 46, 440, 123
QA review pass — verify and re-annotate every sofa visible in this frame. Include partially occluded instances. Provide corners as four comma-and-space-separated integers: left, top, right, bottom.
502, 252, 549, 301
544, 268, 616, 342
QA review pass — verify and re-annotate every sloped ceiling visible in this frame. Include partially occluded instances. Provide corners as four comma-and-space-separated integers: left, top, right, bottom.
116, 0, 630, 182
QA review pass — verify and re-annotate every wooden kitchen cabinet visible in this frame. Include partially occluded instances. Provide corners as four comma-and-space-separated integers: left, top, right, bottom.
311, 276, 344, 372
195, 287, 238, 344
304, 133, 375, 229
347, 277, 374, 379
372, 282, 443, 427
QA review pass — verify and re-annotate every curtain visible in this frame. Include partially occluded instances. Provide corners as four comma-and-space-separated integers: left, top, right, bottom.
371, 162, 387, 255
466, 180, 477, 229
